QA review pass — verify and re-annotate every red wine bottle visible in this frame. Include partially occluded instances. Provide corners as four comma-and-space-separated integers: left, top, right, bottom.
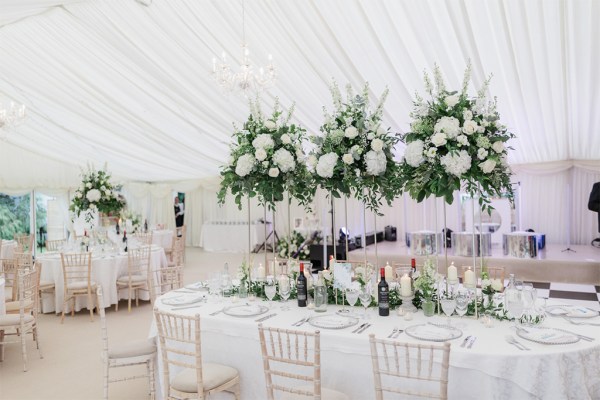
123, 230, 128, 252
378, 267, 389, 316
411, 258, 416, 274
297, 263, 307, 307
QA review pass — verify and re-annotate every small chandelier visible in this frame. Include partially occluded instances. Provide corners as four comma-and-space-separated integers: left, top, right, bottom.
211, 0, 276, 96
0, 99, 26, 140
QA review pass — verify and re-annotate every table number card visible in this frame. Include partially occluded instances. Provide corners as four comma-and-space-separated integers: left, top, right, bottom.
332, 262, 352, 290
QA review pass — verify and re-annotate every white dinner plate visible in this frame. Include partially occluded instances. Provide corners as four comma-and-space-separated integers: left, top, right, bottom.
185, 282, 208, 291
516, 326, 580, 345
222, 304, 268, 317
161, 294, 205, 306
308, 314, 359, 330
545, 305, 599, 319
404, 323, 463, 342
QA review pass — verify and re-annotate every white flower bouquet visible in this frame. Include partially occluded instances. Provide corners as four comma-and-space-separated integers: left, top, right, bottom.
276, 231, 319, 260
69, 164, 125, 225
218, 98, 314, 210
309, 81, 402, 213
399, 63, 515, 211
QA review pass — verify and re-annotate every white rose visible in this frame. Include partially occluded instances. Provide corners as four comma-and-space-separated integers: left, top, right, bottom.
492, 141, 505, 153
463, 120, 478, 135
264, 120, 277, 131
255, 148, 267, 161
342, 153, 354, 165
479, 159, 496, 174
463, 110, 473, 121
491, 279, 504, 292
477, 148, 489, 160
444, 94, 459, 108
456, 134, 469, 147
371, 138, 384, 152
252, 134, 275, 150
75, 191, 82, 199
235, 154, 255, 177
426, 147, 437, 158
86, 182, 92, 189
280, 133, 291, 144
316, 152, 338, 178
404, 140, 425, 167
268, 167, 280, 178
365, 150, 386, 176
86, 189, 101, 203
344, 126, 358, 139
431, 132, 447, 147
477, 126, 485, 133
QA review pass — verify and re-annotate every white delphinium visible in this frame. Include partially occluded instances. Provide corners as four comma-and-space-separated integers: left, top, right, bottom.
272, 148, 296, 173
440, 150, 471, 176
404, 140, 425, 167
252, 134, 275, 150
479, 159, 496, 174
365, 150, 386, 175
316, 152, 338, 178
235, 154, 256, 177
434, 116, 460, 138
477, 148, 489, 160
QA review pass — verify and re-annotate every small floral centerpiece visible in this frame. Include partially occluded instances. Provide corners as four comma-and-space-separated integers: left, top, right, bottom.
413, 258, 438, 313
277, 231, 321, 260
70, 164, 125, 226
475, 271, 509, 320
120, 210, 142, 233
353, 263, 375, 288
399, 63, 515, 212
218, 98, 314, 210
308, 82, 402, 213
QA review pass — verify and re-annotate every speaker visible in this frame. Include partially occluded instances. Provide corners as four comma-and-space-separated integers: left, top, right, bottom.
384, 225, 397, 241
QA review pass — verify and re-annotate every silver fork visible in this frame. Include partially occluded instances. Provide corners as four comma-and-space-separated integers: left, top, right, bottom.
505, 335, 530, 350
387, 327, 399, 338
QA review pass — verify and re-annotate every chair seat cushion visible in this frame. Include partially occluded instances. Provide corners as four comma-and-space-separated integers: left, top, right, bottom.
171, 363, 239, 393
108, 338, 156, 359
281, 386, 350, 400
5, 299, 34, 313
116, 275, 146, 285
67, 280, 97, 290
39, 280, 55, 290
0, 313, 35, 326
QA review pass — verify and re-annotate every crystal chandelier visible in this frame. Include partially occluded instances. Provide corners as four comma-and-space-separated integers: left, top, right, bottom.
0, 99, 26, 139
211, 0, 276, 96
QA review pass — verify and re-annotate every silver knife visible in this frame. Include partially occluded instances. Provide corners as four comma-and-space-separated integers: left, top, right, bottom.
467, 336, 477, 348
352, 323, 367, 333
460, 336, 471, 348
256, 313, 277, 322
357, 323, 371, 334
209, 308, 224, 316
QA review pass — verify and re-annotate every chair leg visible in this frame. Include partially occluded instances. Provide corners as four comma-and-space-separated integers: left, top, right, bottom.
88, 291, 94, 322
71, 297, 75, 317
0, 330, 5, 361
21, 326, 28, 372
233, 383, 241, 400
128, 287, 132, 312
103, 359, 110, 400
148, 358, 156, 400
61, 297, 67, 324
34, 325, 43, 359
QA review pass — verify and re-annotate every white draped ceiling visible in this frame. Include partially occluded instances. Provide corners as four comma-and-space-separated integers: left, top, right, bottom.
1, 0, 599, 244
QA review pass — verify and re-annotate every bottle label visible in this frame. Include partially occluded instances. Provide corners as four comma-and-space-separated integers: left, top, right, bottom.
378, 287, 389, 309
297, 281, 307, 300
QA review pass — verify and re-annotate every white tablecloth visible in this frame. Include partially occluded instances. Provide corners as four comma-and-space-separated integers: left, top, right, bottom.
37, 246, 167, 313
200, 222, 270, 252
1, 240, 17, 259
152, 230, 173, 250
149, 297, 600, 400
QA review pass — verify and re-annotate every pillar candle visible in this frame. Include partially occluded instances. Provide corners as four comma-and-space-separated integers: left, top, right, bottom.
257, 264, 265, 279
464, 268, 476, 288
384, 262, 393, 282
447, 263, 458, 283
400, 273, 412, 296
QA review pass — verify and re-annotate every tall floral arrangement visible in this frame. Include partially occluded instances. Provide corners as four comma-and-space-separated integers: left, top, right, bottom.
308, 82, 402, 213
218, 98, 314, 210
70, 164, 125, 225
399, 63, 515, 211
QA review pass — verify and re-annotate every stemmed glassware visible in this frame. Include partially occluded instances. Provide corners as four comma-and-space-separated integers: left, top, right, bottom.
278, 277, 291, 311
346, 288, 360, 316
505, 286, 524, 326
264, 281, 277, 309
358, 286, 372, 319
440, 292, 456, 325
454, 290, 470, 318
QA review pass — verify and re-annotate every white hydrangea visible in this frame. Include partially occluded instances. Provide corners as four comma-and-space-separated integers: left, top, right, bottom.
350, 145, 361, 157
371, 138, 384, 152
404, 140, 425, 167
75, 191, 82, 199
440, 150, 471, 176
280, 134, 291, 144
445, 94, 459, 108
492, 141, 505, 153
268, 167, 280, 178
463, 110, 473, 121
255, 148, 267, 161
86, 182, 92, 189
434, 116, 460, 138
479, 159, 496, 174
342, 153, 354, 165
476, 136, 491, 149
367, 131, 375, 140
306, 155, 318, 171
235, 154, 255, 177
491, 279, 504, 292
426, 147, 437, 158
431, 132, 447, 147
316, 152, 338, 178
462, 120, 478, 135
477, 148, 489, 160
264, 120, 277, 131
252, 134, 275, 150
262, 161, 269, 168
456, 134, 469, 147
365, 150, 387, 176
344, 126, 359, 139
272, 148, 295, 173
86, 189, 101, 203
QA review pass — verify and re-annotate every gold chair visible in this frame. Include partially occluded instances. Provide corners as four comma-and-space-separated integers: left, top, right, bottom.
369, 334, 450, 400
116, 246, 151, 312
60, 252, 98, 323
45, 238, 67, 252
133, 231, 154, 246
258, 324, 349, 400
154, 309, 240, 399
0, 266, 43, 371
98, 287, 156, 400
14, 233, 35, 254
1, 258, 18, 302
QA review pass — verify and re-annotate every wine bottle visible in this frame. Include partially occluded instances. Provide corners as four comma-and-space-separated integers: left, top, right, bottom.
116, 220, 120, 235
411, 258, 416, 274
122, 230, 128, 252
144, 219, 148, 233
378, 267, 389, 316
297, 263, 307, 307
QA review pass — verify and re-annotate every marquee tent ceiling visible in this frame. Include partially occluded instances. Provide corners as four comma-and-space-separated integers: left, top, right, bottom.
1, 0, 599, 187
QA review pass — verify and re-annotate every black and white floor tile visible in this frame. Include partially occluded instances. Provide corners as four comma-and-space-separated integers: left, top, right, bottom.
531, 282, 600, 310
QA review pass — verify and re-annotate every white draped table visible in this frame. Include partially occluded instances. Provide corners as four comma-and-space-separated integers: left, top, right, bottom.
37, 246, 167, 313
152, 230, 173, 250
148, 296, 600, 400
1, 240, 17, 259
200, 221, 270, 252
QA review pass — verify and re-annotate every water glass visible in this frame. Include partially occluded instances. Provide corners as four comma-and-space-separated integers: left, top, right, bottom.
346, 288, 360, 316
264, 282, 277, 309
455, 290, 470, 317
358, 287, 372, 319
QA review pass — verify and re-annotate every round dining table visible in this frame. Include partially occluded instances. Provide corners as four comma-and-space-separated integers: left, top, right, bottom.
148, 292, 600, 400
37, 245, 167, 313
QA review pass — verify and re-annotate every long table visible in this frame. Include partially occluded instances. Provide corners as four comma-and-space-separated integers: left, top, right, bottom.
149, 295, 600, 400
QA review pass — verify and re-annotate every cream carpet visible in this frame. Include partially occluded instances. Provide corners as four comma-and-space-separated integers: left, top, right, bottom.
0, 248, 247, 400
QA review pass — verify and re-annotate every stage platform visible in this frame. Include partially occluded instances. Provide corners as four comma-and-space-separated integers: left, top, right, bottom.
347, 241, 600, 285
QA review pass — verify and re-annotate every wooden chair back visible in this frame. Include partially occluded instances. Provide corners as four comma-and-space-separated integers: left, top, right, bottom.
46, 238, 67, 252
133, 231, 153, 246
1, 258, 18, 301
60, 252, 93, 293
369, 335, 450, 400
148, 265, 184, 303
258, 324, 322, 400
14, 233, 35, 253
126, 245, 152, 280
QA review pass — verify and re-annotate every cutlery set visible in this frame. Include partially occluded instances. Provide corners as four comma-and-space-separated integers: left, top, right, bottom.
386, 327, 403, 339
256, 313, 277, 322
351, 323, 372, 334
292, 317, 310, 327
505, 335, 530, 350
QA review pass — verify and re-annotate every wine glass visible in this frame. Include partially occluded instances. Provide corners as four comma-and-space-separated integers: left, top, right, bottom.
278, 278, 291, 311
346, 288, 360, 316
455, 290, 470, 318
264, 282, 277, 309
440, 293, 456, 325
506, 287, 524, 326
358, 287, 372, 319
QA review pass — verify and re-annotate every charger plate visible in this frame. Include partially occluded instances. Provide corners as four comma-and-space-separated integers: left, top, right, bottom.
516, 326, 580, 345
222, 304, 268, 317
546, 305, 599, 318
404, 323, 463, 342
161, 294, 205, 306
308, 314, 359, 329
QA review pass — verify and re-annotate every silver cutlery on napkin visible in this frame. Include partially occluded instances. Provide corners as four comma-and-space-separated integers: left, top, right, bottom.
467, 336, 477, 348
356, 323, 371, 334
392, 329, 403, 339
387, 327, 399, 338
256, 313, 277, 322
505, 335, 530, 350
461, 336, 472, 348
